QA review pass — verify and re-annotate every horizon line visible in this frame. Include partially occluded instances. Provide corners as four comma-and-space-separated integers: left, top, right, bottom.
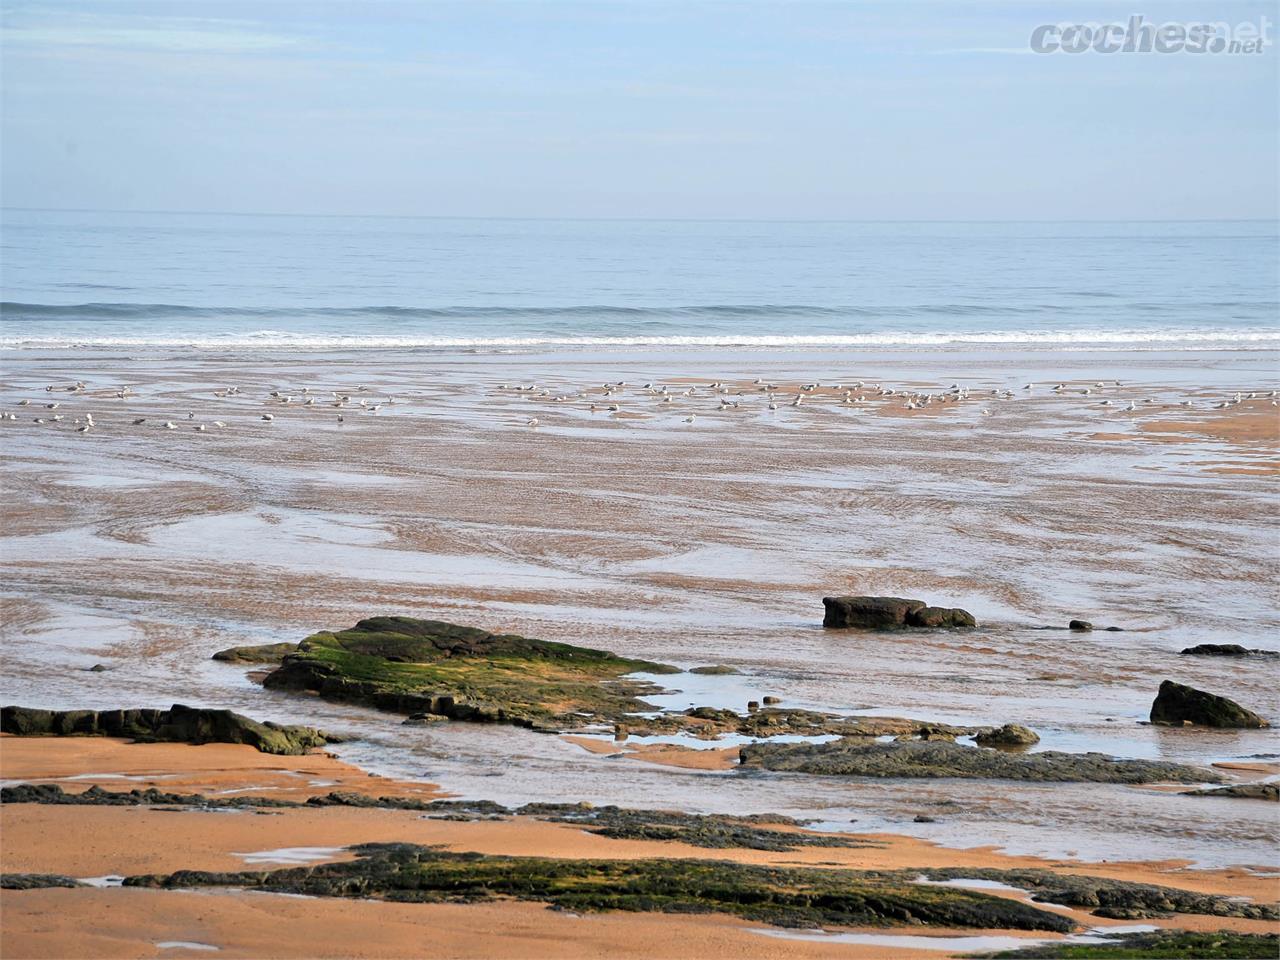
3, 206, 1277, 226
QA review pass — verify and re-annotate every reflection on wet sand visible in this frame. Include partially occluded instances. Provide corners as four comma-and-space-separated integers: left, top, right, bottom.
0, 348, 1277, 870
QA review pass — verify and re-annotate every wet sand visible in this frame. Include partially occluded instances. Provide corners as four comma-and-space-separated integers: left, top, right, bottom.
1, 348, 1278, 958
2, 738, 1276, 959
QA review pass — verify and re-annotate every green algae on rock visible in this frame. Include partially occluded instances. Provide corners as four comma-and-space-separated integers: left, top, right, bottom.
0, 704, 331, 755
737, 738, 1221, 784
211, 642, 298, 664
904, 867, 1277, 921
254, 617, 678, 732
122, 842, 1075, 932
970, 930, 1280, 959
0, 873, 85, 890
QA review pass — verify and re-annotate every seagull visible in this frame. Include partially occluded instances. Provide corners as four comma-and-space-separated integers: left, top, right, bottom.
18, 399, 29, 406
213, 421, 226, 428
77, 424, 91, 433
164, 421, 177, 429
261, 414, 274, 422
683, 415, 696, 423
526, 418, 539, 427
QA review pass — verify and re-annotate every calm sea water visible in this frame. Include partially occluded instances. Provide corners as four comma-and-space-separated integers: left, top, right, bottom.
1, 210, 1276, 351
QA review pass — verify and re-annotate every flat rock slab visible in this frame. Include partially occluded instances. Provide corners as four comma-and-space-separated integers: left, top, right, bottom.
737, 737, 1220, 783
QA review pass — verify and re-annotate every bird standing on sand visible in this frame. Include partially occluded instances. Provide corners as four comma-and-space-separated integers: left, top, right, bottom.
261, 413, 274, 421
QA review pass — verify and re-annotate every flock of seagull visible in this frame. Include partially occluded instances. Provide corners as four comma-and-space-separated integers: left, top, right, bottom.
2, 376, 1275, 435
495, 378, 1279, 428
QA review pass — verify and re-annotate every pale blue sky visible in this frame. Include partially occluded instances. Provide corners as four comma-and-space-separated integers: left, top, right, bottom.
2, 1, 1276, 219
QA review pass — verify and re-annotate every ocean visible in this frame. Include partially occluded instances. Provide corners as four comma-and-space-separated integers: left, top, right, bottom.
2, 210, 1276, 352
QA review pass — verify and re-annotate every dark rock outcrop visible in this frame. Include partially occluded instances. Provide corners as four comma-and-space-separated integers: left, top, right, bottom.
973, 723, 1040, 747
1149, 680, 1268, 729
1068, 619, 1093, 631
1182, 782, 1278, 802
822, 596, 975, 630
0, 704, 331, 755
737, 738, 1220, 783
1180, 643, 1278, 658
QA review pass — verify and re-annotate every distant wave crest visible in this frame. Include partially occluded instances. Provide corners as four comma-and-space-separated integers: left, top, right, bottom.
2, 301, 1276, 352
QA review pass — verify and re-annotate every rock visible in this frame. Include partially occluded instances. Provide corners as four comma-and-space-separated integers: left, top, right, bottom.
911, 606, 977, 628
1, 873, 84, 889
260, 617, 677, 733
121, 842, 1075, 933
913, 815, 937, 823
688, 665, 739, 675
1068, 620, 1093, 631
0, 704, 332, 755
762, 696, 781, 705
1180, 643, 1278, 658
822, 596, 976, 630
737, 737, 1219, 783
746, 701, 760, 712
1149, 680, 1268, 729
212, 642, 300, 664
401, 713, 447, 726
87, 664, 109, 672
973, 724, 1040, 747
1182, 782, 1278, 802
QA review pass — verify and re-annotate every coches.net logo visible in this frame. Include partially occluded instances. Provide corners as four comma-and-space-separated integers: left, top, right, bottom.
1030, 14, 1272, 54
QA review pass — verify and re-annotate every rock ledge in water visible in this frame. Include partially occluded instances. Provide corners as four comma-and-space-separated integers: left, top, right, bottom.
1180, 643, 1278, 659
1149, 680, 1268, 729
822, 596, 976, 630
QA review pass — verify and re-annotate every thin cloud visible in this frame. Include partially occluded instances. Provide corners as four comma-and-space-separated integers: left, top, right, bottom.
2, 13, 307, 54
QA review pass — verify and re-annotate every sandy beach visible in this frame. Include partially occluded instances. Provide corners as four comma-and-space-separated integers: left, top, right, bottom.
3, 737, 1277, 959
2, 348, 1278, 958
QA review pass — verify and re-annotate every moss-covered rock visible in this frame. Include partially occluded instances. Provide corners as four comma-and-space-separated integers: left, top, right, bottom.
122, 842, 1074, 932
738, 738, 1220, 784
211, 642, 298, 664
0, 704, 331, 755
971, 930, 1279, 959
258, 617, 677, 732
1, 873, 84, 889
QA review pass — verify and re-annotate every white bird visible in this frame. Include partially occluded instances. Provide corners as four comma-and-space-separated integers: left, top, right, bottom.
18, 399, 29, 406
194, 424, 207, 432
213, 421, 226, 428
526, 418, 539, 427
164, 421, 177, 429
337, 414, 345, 424
261, 413, 274, 422
45, 402, 59, 410
683, 415, 696, 423
77, 424, 91, 433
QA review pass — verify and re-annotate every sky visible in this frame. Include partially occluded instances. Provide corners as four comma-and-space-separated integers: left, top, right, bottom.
1, 1, 1276, 220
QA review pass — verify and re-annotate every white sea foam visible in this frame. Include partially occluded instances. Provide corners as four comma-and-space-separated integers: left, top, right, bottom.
3, 328, 1277, 351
